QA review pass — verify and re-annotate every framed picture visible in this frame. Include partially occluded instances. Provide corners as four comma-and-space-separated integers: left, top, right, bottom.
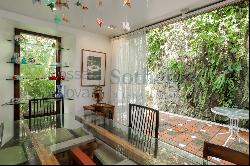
81, 49, 106, 86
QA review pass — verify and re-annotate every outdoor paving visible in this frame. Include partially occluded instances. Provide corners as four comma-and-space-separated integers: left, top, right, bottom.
158, 112, 249, 165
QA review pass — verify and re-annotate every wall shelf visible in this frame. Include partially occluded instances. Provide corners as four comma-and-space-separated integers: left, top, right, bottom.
6, 62, 70, 68
1, 102, 26, 106
6, 78, 69, 81
1, 98, 73, 106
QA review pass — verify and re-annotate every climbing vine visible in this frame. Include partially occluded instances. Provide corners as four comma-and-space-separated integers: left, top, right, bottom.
146, 1, 249, 126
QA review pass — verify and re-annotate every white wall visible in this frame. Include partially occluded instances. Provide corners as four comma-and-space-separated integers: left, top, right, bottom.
0, 11, 111, 139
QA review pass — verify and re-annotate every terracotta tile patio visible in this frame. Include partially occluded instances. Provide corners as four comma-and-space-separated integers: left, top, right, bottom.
159, 111, 249, 165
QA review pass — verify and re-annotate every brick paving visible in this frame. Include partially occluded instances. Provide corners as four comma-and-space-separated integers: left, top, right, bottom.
159, 112, 249, 165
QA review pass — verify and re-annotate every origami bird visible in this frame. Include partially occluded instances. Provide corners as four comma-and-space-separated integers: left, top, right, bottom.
122, 21, 130, 31
123, 0, 131, 8
62, 14, 70, 23
32, 0, 41, 5
96, 18, 104, 27
54, 15, 62, 25
47, 2, 55, 11
62, 2, 69, 9
75, 0, 82, 7
82, 5, 88, 10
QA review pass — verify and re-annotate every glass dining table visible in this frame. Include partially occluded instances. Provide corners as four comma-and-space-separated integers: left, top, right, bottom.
0, 112, 214, 165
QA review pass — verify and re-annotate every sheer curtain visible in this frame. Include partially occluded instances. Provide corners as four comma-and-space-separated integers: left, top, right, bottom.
110, 31, 147, 125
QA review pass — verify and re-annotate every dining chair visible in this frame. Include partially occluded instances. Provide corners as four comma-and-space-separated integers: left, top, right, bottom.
128, 103, 159, 157
26, 97, 64, 131
203, 141, 249, 165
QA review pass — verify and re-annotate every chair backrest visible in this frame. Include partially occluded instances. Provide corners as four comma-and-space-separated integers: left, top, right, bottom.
0, 122, 4, 147
203, 141, 249, 165
27, 97, 64, 131
28, 97, 64, 119
128, 103, 159, 157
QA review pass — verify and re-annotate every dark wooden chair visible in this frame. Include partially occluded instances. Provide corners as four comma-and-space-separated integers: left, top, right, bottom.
203, 141, 249, 165
26, 97, 64, 131
128, 103, 159, 157
69, 147, 96, 165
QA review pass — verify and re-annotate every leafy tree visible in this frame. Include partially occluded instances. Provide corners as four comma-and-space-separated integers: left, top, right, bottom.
146, 2, 249, 127
20, 34, 57, 112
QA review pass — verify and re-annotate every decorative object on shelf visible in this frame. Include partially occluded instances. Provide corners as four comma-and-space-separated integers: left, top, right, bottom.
123, 0, 131, 8
60, 75, 65, 80
92, 85, 104, 103
14, 35, 22, 44
49, 72, 57, 80
11, 53, 21, 64
81, 49, 106, 86
54, 14, 62, 25
96, 18, 104, 27
11, 53, 17, 63
28, 57, 35, 64
13, 75, 21, 80
55, 84, 64, 98
21, 56, 27, 64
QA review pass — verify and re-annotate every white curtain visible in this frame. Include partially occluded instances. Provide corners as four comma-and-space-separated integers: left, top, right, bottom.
110, 31, 147, 126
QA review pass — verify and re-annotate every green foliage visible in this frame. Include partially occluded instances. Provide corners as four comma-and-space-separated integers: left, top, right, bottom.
147, 2, 249, 116
20, 34, 56, 101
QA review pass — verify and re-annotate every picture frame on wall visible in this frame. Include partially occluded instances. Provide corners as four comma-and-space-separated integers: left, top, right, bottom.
81, 49, 106, 86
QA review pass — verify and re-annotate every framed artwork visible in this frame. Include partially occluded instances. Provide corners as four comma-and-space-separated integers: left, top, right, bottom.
81, 49, 106, 86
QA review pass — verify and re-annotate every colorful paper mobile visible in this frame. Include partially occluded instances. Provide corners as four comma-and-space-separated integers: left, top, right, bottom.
98, 0, 103, 6
82, 5, 88, 10
55, 0, 62, 9
62, 14, 70, 23
122, 21, 130, 31
123, 0, 131, 8
96, 18, 104, 27
47, 0, 55, 4
62, 2, 69, 9
75, 1, 82, 7
47, 2, 55, 11
32, 0, 41, 5
54, 15, 62, 25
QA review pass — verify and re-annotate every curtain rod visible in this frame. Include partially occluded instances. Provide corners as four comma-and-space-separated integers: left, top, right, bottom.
111, 0, 246, 39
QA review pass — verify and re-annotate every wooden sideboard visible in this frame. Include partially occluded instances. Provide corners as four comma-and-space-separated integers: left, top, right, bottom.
83, 103, 115, 119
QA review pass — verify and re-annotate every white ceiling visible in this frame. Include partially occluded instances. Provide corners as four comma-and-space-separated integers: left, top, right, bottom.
0, 0, 220, 37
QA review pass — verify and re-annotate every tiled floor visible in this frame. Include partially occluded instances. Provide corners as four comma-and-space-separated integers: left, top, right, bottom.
158, 112, 249, 165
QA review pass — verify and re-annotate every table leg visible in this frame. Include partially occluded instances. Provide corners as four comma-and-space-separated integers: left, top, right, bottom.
223, 118, 249, 147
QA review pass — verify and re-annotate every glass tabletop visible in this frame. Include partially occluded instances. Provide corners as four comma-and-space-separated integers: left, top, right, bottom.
211, 107, 249, 119
22, 114, 94, 154
0, 114, 94, 165
0, 120, 41, 165
81, 110, 214, 165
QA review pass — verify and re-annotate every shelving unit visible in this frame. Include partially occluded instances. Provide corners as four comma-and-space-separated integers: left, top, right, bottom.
1, 102, 27, 106
6, 61, 70, 68
5, 78, 69, 81
7, 39, 70, 51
